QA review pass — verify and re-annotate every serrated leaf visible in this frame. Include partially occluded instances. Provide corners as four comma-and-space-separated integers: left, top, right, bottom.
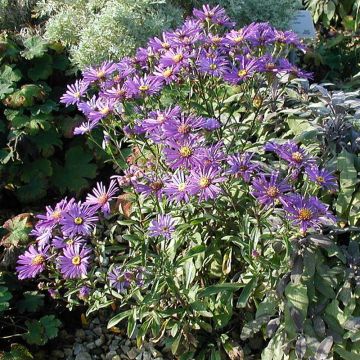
1, 214, 32, 247
31, 128, 62, 157
39, 315, 61, 340
21, 36, 47, 60
21, 159, 52, 183
52, 145, 97, 194
17, 292, 44, 313
16, 177, 48, 203
23, 320, 44, 345
28, 55, 53, 81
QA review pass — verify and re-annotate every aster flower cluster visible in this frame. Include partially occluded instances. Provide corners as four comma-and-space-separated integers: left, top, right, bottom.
16, 181, 118, 282
60, 5, 310, 135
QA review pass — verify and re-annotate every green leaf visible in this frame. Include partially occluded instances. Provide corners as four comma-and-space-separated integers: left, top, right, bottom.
28, 55, 53, 81
39, 315, 61, 340
177, 244, 206, 264
0, 65, 21, 84
0, 286, 12, 312
334, 345, 360, 360
23, 320, 44, 345
1, 215, 31, 247
31, 128, 62, 157
17, 292, 44, 313
52, 146, 97, 194
107, 310, 132, 329
21, 159, 52, 183
16, 177, 48, 203
236, 277, 257, 308
21, 36, 47, 60
0, 344, 33, 360
198, 283, 243, 298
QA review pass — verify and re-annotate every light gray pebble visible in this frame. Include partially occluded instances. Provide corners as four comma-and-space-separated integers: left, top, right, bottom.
106, 351, 118, 360
51, 350, 65, 358
127, 348, 138, 360
74, 344, 86, 355
75, 352, 92, 360
135, 354, 143, 360
112, 356, 121, 360
93, 326, 103, 336
142, 352, 151, 360
120, 345, 129, 353
64, 348, 73, 357
95, 334, 105, 347
86, 342, 96, 350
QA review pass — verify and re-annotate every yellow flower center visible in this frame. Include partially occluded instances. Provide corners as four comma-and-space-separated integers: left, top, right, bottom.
138, 85, 149, 92
100, 107, 110, 115
66, 239, 74, 245
178, 182, 186, 191
316, 176, 325, 184
178, 124, 190, 134
266, 186, 279, 198
162, 226, 169, 232
199, 177, 211, 188
179, 146, 193, 157
291, 152, 303, 163
51, 210, 62, 219
74, 217, 83, 225
74, 92, 81, 98
172, 54, 183, 63
157, 114, 166, 123
72, 256, 81, 265
238, 69, 248, 77
97, 70, 106, 79
31, 255, 45, 265
234, 36, 244, 43
212, 36, 221, 43
209, 64, 217, 70
298, 208, 312, 221
162, 42, 170, 49
98, 194, 108, 205
162, 68, 173, 78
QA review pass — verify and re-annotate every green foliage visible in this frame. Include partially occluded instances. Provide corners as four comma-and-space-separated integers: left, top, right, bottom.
0, 344, 33, 360
0, 286, 12, 312
304, 0, 360, 84
0, 0, 37, 31
206, 0, 302, 29
1, 213, 32, 247
0, 32, 103, 204
33, 0, 185, 69
23, 315, 61, 345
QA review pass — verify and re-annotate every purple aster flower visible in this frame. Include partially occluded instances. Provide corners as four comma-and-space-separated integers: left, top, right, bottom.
16, 245, 49, 280
153, 65, 180, 85
249, 23, 276, 47
30, 226, 53, 249
275, 30, 306, 52
112, 166, 143, 187
251, 172, 292, 207
284, 195, 336, 234
141, 105, 181, 132
202, 118, 221, 131
73, 119, 100, 135
267, 141, 315, 169
197, 53, 229, 77
52, 236, 86, 249
306, 166, 338, 191
60, 202, 98, 237
58, 244, 91, 279
135, 175, 164, 199
147, 32, 172, 54
87, 97, 118, 122
227, 152, 258, 182
36, 198, 74, 229
102, 83, 128, 100
223, 27, 257, 47
148, 214, 176, 239
278, 59, 313, 79
78, 286, 91, 301
82, 61, 118, 84
164, 171, 190, 203
200, 142, 226, 169
163, 113, 203, 141
164, 136, 204, 170
193, 4, 232, 27
77, 96, 98, 116
124, 75, 163, 98
167, 20, 202, 47
223, 56, 261, 84
85, 180, 119, 215
60, 80, 88, 106
108, 267, 133, 293
188, 166, 226, 201
160, 48, 192, 68
48, 288, 60, 299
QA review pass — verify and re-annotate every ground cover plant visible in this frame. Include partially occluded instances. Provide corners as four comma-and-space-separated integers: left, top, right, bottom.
14, 4, 360, 359
0, 32, 108, 206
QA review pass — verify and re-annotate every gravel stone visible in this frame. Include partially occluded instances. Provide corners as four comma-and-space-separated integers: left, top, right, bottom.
73, 344, 86, 356
106, 351, 118, 360
75, 352, 92, 360
75, 329, 86, 341
93, 326, 103, 336
127, 348, 138, 360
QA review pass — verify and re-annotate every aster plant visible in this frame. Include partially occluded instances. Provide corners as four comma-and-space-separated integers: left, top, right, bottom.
17, 5, 348, 359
